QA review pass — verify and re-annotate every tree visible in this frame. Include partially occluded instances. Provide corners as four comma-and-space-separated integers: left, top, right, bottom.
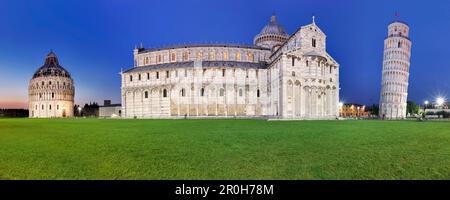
366, 104, 379, 116
406, 101, 419, 116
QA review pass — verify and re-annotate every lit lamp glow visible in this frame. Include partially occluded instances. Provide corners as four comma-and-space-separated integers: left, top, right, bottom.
436, 97, 445, 106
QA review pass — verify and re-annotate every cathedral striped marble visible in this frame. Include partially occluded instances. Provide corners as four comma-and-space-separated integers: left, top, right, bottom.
121, 15, 340, 119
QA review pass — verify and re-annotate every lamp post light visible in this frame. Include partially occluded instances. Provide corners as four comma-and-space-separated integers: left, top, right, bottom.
436, 97, 445, 107
338, 102, 344, 117
423, 100, 429, 118
78, 107, 82, 117
436, 97, 446, 118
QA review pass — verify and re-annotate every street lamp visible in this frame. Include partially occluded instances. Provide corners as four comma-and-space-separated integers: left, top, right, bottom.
436, 97, 445, 107
338, 102, 344, 117
423, 100, 429, 119
78, 107, 82, 117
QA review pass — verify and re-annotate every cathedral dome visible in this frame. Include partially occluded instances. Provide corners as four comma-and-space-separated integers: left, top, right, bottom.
254, 15, 289, 50
32, 51, 72, 79
258, 15, 289, 37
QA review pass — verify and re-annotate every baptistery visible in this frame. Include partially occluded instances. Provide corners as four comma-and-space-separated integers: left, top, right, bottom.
28, 51, 74, 118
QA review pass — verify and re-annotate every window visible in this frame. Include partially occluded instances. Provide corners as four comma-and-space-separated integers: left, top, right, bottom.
42, 105, 44, 110
166, 71, 169, 78
156, 72, 159, 79
239, 89, 243, 97
184, 69, 187, 77
35, 105, 37, 110
130, 75, 133, 82
138, 74, 141, 80
144, 57, 149, 65
209, 51, 215, 60
171, 53, 176, 62
196, 52, 202, 60
257, 89, 260, 98
223, 51, 228, 60
203, 68, 207, 75
157, 55, 162, 63
246, 69, 249, 78
312, 38, 316, 47
39, 93, 42, 99
292, 57, 295, 66
52, 93, 54, 99
147, 73, 150, 80
42, 81, 44, 86
49, 81, 52, 85
219, 88, 225, 96
398, 42, 401, 48
57, 105, 59, 110
163, 89, 168, 98
144, 91, 148, 98
248, 53, 254, 61
49, 105, 52, 110
329, 66, 332, 74
306, 60, 309, 67
222, 69, 226, 77
292, 71, 295, 77
181, 88, 185, 97
182, 51, 189, 61
235, 52, 241, 61
200, 88, 205, 97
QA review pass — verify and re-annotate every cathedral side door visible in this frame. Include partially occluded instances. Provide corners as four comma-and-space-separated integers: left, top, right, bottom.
62, 109, 66, 117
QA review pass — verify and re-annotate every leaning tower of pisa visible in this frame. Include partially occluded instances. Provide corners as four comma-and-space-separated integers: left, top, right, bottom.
379, 21, 412, 119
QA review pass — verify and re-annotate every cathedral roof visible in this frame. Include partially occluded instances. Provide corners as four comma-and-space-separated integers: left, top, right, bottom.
138, 43, 269, 53
256, 15, 289, 38
123, 61, 267, 73
32, 51, 72, 79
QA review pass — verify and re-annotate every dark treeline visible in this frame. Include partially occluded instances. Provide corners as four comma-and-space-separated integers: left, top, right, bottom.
74, 102, 99, 117
0, 109, 29, 118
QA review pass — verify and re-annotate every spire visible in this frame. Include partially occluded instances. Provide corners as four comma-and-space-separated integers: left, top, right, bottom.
45, 50, 59, 65
270, 14, 276, 23
312, 15, 316, 25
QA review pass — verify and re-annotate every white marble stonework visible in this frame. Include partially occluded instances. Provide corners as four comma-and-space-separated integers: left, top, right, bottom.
121, 15, 340, 119
379, 21, 412, 119
28, 52, 74, 118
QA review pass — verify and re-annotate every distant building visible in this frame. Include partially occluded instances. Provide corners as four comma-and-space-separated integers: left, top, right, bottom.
99, 100, 121, 118
121, 15, 340, 119
339, 104, 370, 118
28, 51, 75, 118
379, 20, 412, 119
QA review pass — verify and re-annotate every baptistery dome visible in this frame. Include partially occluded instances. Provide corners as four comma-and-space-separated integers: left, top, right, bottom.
28, 51, 75, 118
33, 52, 72, 79
254, 15, 289, 51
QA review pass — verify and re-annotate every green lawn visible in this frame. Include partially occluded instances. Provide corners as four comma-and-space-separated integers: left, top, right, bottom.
0, 118, 449, 180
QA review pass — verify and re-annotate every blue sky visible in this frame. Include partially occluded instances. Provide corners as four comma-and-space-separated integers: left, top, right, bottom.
0, 0, 449, 108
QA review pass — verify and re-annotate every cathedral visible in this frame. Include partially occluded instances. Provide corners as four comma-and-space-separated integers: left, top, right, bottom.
121, 15, 340, 119
28, 51, 75, 118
